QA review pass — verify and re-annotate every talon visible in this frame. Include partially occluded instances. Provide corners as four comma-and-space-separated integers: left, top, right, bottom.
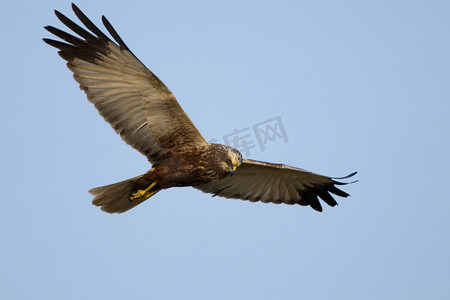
130, 182, 158, 201
130, 189, 146, 200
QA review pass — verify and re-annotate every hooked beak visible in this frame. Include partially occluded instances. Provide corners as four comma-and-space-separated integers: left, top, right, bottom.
230, 165, 237, 176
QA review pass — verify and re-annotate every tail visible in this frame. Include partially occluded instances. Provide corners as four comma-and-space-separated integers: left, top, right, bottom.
89, 174, 160, 213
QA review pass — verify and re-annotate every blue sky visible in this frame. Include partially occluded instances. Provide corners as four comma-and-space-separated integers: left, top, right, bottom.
1, 0, 449, 299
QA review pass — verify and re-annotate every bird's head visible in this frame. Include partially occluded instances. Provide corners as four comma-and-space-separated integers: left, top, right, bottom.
221, 146, 242, 176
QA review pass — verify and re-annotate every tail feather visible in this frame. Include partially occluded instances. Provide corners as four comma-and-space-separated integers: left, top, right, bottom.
89, 174, 154, 213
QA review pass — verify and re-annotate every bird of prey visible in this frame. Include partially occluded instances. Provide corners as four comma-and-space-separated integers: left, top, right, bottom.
44, 4, 357, 213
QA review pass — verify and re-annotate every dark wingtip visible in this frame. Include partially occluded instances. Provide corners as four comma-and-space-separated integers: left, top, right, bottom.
54, 9, 64, 20
333, 171, 358, 185
328, 185, 350, 198
42, 38, 61, 48
43, 26, 54, 34
71, 3, 108, 39
101, 15, 130, 50
334, 171, 358, 180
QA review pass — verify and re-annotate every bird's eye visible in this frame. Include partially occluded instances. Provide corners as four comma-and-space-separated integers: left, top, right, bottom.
226, 159, 232, 165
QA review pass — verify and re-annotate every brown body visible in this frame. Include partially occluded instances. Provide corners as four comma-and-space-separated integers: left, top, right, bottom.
135, 144, 236, 190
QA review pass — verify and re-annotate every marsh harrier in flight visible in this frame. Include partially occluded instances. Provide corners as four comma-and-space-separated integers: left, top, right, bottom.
44, 4, 357, 213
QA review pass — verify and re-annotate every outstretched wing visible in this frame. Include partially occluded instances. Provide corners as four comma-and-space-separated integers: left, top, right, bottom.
43, 4, 207, 164
195, 159, 357, 212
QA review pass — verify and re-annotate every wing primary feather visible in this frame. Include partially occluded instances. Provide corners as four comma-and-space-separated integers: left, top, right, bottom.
316, 189, 338, 207
42, 38, 69, 49
71, 3, 108, 39
43, 38, 78, 57
101, 15, 130, 51
302, 190, 323, 212
333, 171, 358, 180
332, 172, 358, 185
54, 10, 95, 40
334, 179, 359, 185
296, 187, 310, 206
44, 26, 83, 45
328, 186, 350, 198
43, 38, 101, 63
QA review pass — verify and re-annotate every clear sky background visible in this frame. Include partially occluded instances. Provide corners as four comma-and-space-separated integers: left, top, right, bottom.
1, 0, 449, 299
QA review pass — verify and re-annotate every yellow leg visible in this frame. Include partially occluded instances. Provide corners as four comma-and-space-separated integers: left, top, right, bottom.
130, 182, 160, 201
